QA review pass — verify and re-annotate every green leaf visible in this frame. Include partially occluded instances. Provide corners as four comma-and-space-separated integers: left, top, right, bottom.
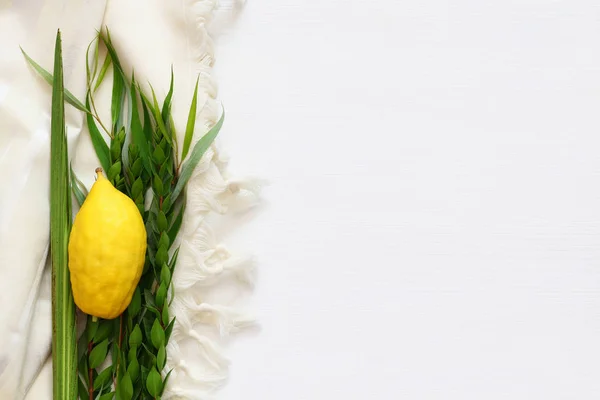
110, 138, 122, 163
78, 352, 89, 386
144, 289, 157, 309
131, 177, 144, 200
140, 90, 155, 142
127, 357, 140, 382
150, 319, 165, 349
165, 318, 176, 342
89, 339, 109, 369
93, 366, 113, 390
153, 174, 164, 196
85, 95, 111, 172
161, 307, 169, 327
167, 202, 185, 243
182, 76, 200, 161
70, 165, 88, 207
155, 283, 167, 308
161, 369, 174, 396
119, 373, 134, 400
161, 193, 173, 214
168, 247, 180, 272
128, 346, 137, 363
156, 345, 166, 370
111, 64, 125, 132
86, 316, 99, 343
161, 66, 174, 125
98, 392, 115, 400
128, 288, 142, 318
152, 146, 166, 165
101, 29, 125, 76
156, 211, 168, 233
93, 320, 113, 344
130, 158, 142, 177
145, 304, 161, 319
139, 365, 149, 396
150, 85, 171, 144
78, 376, 88, 400
85, 36, 97, 92
94, 54, 112, 93
161, 267, 172, 290
129, 142, 139, 159
158, 160, 170, 182
110, 339, 119, 369
129, 324, 143, 348
155, 246, 168, 267
48, 30, 78, 400
107, 161, 122, 181
146, 367, 163, 397
172, 110, 224, 201
158, 232, 170, 250
130, 81, 152, 173
21, 46, 90, 113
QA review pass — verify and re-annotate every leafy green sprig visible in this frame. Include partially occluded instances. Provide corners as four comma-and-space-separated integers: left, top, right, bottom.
23, 29, 223, 399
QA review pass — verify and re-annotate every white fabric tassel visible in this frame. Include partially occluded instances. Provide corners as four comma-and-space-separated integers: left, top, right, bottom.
177, 241, 256, 287
161, 0, 259, 396
178, 296, 256, 335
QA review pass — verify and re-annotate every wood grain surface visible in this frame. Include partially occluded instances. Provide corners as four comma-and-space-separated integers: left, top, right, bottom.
213, 1, 600, 398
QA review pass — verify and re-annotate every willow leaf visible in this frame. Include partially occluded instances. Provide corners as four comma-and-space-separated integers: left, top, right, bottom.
84, 37, 95, 88
149, 85, 170, 144
167, 201, 185, 243
49, 29, 78, 400
85, 95, 111, 172
94, 54, 112, 93
181, 76, 200, 161
130, 79, 151, 174
161, 66, 174, 125
141, 91, 154, 144
111, 63, 125, 132
100, 30, 125, 76
70, 165, 88, 207
21, 47, 89, 113
171, 111, 224, 201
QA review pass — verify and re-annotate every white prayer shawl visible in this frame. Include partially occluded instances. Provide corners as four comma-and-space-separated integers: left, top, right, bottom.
0, 0, 256, 398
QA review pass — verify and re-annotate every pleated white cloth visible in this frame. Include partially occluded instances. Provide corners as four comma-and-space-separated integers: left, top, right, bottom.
0, 0, 256, 398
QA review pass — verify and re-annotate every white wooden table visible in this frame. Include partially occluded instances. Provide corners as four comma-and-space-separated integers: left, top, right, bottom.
215, 1, 600, 398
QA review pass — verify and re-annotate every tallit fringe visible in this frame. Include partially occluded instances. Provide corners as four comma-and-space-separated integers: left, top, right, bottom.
163, 0, 258, 398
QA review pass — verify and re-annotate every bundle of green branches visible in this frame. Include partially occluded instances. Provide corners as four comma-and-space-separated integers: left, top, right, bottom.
26, 29, 223, 400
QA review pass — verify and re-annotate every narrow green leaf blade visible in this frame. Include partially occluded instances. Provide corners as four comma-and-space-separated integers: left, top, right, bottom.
21, 47, 90, 113
160, 369, 174, 396
111, 64, 125, 131
78, 376, 88, 400
49, 30, 78, 400
93, 366, 113, 390
150, 85, 171, 144
100, 30, 125, 76
70, 165, 88, 207
172, 110, 224, 201
94, 54, 112, 93
161, 66, 174, 125
85, 95, 111, 172
181, 76, 200, 161
130, 80, 152, 174
167, 201, 185, 243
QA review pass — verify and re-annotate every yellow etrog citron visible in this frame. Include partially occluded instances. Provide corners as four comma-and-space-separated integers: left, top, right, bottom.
68, 168, 147, 319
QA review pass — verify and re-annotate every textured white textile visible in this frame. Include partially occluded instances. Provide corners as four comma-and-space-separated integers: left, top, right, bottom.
0, 0, 255, 398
